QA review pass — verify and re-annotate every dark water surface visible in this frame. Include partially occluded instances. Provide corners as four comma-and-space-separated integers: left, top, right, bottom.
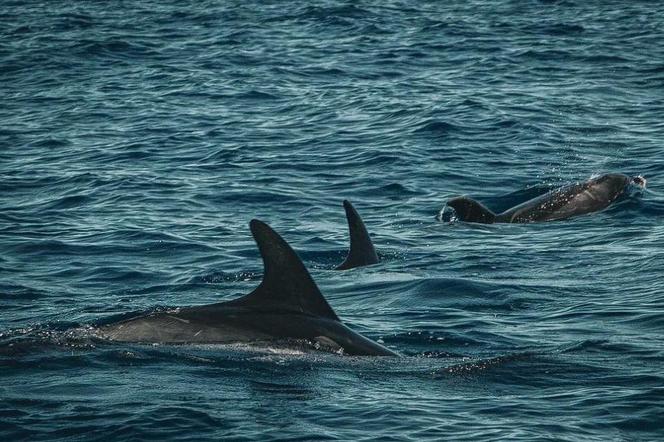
2, 1, 664, 440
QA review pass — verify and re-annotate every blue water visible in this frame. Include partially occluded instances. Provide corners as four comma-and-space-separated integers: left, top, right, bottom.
2, 1, 664, 440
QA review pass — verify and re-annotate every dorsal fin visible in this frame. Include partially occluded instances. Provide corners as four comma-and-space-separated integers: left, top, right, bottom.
336, 200, 379, 270
446, 196, 496, 224
227, 219, 340, 321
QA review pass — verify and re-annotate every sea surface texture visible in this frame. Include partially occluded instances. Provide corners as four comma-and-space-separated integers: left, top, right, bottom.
2, 1, 664, 440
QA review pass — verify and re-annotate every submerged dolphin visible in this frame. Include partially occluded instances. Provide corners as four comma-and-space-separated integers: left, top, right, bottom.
445, 173, 646, 224
99, 219, 397, 356
336, 200, 379, 270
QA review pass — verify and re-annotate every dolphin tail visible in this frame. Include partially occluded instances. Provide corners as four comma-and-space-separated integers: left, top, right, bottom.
336, 200, 379, 270
446, 196, 496, 223
227, 219, 340, 321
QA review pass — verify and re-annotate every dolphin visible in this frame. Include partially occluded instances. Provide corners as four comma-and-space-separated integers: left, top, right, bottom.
98, 219, 397, 356
336, 200, 379, 270
445, 173, 646, 224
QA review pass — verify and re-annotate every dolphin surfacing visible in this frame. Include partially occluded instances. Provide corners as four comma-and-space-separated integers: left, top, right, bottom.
445, 173, 645, 224
99, 219, 397, 356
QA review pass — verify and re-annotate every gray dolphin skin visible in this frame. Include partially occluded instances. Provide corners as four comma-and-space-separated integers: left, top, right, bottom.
446, 173, 646, 224
99, 219, 397, 356
336, 200, 379, 270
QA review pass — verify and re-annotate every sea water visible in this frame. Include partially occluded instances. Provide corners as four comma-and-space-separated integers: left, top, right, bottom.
2, 1, 663, 440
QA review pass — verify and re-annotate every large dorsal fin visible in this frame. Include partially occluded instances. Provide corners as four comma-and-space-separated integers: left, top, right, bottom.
336, 200, 379, 270
227, 219, 340, 321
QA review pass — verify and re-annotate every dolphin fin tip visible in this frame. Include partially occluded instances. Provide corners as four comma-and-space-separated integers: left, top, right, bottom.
249, 218, 264, 231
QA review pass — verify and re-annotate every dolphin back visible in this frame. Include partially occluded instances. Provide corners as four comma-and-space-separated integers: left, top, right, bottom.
497, 174, 632, 223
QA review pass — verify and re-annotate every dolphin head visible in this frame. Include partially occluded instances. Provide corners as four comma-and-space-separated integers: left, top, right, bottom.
588, 173, 646, 203
631, 175, 647, 189
588, 173, 631, 197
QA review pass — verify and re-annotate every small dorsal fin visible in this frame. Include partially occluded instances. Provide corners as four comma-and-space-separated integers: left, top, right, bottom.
227, 219, 340, 321
446, 196, 496, 224
336, 200, 379, 270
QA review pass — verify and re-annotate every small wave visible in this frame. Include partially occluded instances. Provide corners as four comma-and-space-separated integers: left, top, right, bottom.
10, 240, 94, 257
360, 23, 392, 36
57, 13, 95, 31
233, 90, 280, 100
78, 39, 158, 59
390, 330, 483, 348
558, 339, 648, 355
495, 118, 520, 128
27, 137, 71, 149
419, 350, 466, 359
46, 194, 92, 210
434, 352, 536, 377
583, 54, 631, 64
81, 267, 158, 284
638, 64, 664, 74
300, 66, 348, 77
187, 271, 259, 284
11, 25, 33, 35
412, 120, 460, 136
197, 190, 299, 205
298, 4, 372, 21
381, 183, 416, 194
197, 148, 240, 164
539, 23, 585, 36
516, 48, 571, 61
0, 284, 48, 300
111, 146, 154, 161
